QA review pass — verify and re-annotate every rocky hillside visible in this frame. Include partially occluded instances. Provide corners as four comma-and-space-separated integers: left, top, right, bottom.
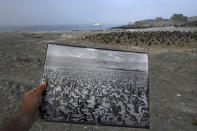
114, 14, 197, 29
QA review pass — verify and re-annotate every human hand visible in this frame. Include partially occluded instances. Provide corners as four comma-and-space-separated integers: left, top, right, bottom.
0, 82, 47, 131
19, 81, 47, 121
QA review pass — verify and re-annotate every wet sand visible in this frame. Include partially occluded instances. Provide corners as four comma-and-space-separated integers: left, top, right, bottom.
0, 29, 197, 131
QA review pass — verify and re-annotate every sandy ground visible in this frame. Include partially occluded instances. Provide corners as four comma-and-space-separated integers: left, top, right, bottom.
0, 30, 197, 131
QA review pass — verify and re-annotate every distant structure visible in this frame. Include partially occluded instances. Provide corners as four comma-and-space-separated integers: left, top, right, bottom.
155, 17, 163, 20
128, 21, 134, 25
92, 22, 102, 26
188, 16, 197, 21
170, 14, 187, 26
170, 14, 187, 22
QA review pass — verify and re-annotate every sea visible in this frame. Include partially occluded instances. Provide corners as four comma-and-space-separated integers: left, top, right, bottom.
0, 24, 119, 32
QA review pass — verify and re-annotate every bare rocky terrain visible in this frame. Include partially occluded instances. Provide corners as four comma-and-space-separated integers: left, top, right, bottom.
0, 29, 197, 131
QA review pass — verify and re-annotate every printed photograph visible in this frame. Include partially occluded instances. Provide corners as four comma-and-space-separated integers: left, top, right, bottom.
40, 44, 149, 128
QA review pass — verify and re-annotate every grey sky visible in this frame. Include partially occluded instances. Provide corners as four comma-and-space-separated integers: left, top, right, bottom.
47, 44, 148, 63
47, 44, 148, 72
0, 0, 196, 26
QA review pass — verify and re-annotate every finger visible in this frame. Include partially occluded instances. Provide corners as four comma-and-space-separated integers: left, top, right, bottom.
31, 87, 38, 92
27, 87, 37, 96
37, 81, 47, 95
29, 86, 39, 94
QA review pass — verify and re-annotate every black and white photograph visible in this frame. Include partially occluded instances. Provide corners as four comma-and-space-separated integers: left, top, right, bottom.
40, 44, 149, 128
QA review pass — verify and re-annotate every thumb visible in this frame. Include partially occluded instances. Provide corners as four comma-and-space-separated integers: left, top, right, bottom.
37, 81, 47, 95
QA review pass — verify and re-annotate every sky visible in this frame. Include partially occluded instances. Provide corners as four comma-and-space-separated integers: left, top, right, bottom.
47, 44, 148, 64
47, 44, 148, 72
0, 0, 196, 26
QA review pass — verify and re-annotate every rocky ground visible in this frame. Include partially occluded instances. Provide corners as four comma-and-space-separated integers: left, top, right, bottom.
0, 29, 197, 131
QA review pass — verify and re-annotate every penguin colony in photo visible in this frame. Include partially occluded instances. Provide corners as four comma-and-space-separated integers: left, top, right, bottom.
41, 67, 149, 127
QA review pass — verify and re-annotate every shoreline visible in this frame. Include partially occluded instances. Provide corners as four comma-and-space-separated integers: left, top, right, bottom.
1, 25, 197, 33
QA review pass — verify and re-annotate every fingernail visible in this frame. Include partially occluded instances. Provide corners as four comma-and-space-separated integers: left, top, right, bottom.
41, 81, 46, 85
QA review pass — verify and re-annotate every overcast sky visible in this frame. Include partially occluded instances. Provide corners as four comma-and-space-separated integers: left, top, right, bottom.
0, 0, 196, 26
47, 44, 148, 63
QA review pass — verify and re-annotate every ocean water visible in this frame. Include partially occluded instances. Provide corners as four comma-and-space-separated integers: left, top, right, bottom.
0, 24, 118, 32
